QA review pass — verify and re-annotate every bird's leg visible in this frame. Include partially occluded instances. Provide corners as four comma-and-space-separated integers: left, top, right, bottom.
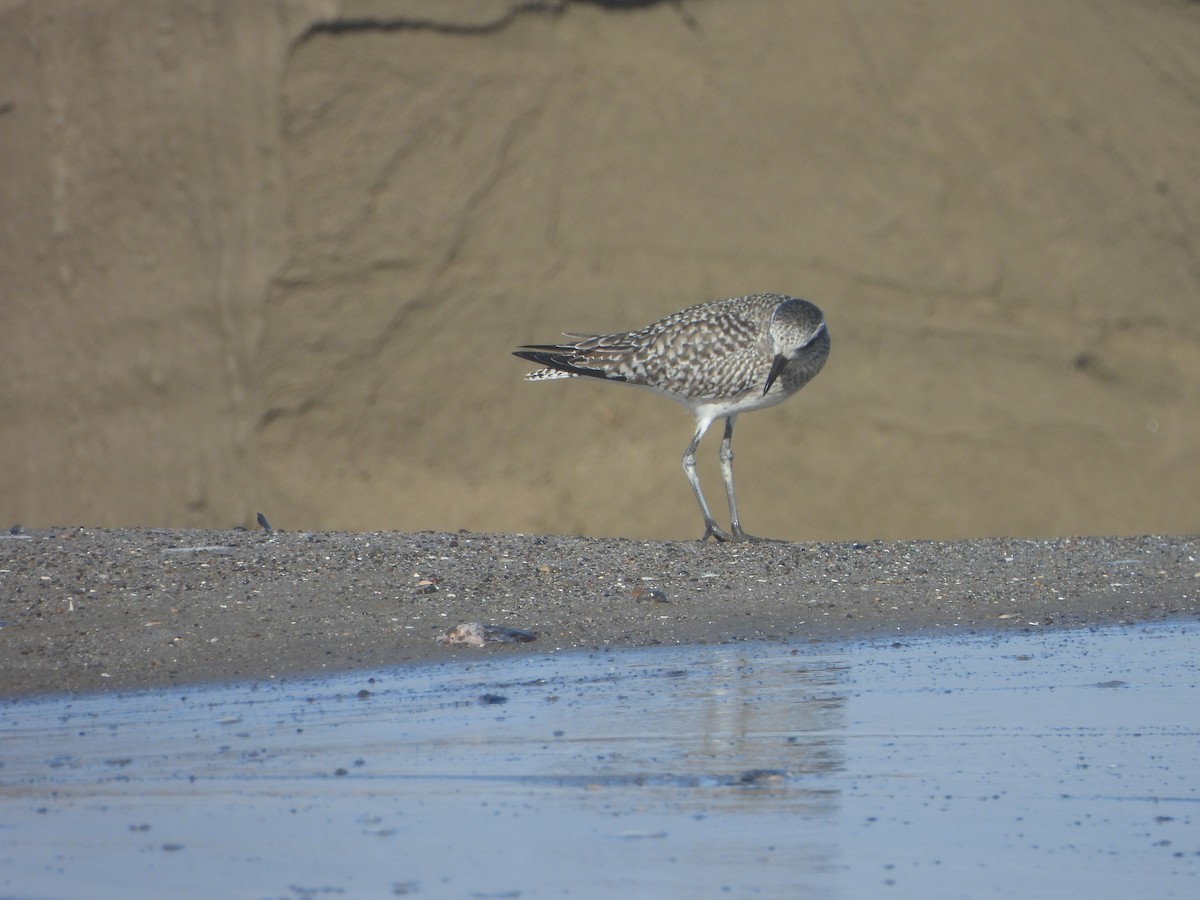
719, 415, 770, 542
682, 417, 733, 542
718, 416, 745, 539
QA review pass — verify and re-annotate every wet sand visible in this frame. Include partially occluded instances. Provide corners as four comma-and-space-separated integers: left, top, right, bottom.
1, 528, 1197, 697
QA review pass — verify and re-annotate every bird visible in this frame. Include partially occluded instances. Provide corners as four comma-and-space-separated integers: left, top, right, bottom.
513, 292, 830, 541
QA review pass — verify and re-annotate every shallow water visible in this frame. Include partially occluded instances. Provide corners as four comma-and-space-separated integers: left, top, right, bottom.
2, 620, 1197, 899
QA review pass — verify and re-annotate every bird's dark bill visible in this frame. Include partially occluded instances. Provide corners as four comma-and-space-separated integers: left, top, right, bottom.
763, 354, 788, 395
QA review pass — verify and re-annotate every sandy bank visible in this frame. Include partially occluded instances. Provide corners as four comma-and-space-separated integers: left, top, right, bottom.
1, 528, 1196, 696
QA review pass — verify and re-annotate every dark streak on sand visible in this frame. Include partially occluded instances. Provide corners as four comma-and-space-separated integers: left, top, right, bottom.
0, 528, 1196, 697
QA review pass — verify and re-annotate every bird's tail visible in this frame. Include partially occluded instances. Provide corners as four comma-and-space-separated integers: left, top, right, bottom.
523, 367, 577, 382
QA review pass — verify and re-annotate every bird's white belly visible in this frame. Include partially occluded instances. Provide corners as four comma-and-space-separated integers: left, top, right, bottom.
638, 383, 790, 421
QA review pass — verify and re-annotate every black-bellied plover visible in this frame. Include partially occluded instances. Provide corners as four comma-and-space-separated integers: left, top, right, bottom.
514, 292, 830, 541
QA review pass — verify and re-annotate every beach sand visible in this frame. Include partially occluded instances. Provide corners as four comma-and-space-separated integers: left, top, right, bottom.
2, 528, 1195, 696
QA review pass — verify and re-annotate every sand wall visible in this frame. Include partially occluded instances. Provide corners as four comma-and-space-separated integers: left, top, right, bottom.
3, 0, 1199, 540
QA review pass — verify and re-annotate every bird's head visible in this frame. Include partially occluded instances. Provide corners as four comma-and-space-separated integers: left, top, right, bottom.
764, 298, 829, 395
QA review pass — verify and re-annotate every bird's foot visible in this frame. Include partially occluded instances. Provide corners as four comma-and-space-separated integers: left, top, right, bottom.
732, 531, 784, 543
701, 524, 783, 543
700, 522, 735, 542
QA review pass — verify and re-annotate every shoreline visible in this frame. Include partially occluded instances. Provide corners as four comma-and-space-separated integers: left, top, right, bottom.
1, 528, 1197, 697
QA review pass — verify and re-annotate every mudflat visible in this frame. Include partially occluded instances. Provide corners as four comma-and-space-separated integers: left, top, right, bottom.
1, 528, 1196, 697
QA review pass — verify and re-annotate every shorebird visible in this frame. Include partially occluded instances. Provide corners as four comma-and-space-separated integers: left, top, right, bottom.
514, 292, 830, 541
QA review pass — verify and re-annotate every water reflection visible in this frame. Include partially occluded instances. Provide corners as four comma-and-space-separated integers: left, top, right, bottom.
1, 621, 1197, 899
